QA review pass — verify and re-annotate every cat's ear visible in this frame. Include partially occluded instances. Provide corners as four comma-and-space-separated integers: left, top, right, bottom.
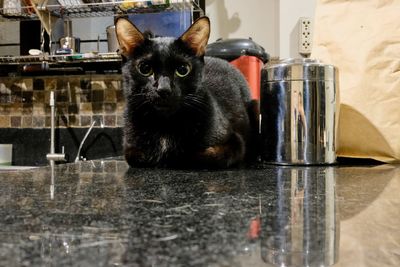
179, 17, 210, 57
115, 18, 145, 57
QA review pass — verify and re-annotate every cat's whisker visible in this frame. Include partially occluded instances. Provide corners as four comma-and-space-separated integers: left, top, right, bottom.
130, 93, 148, 97
130, 98, 150, 112
184, 96, 210, 110
182, 99, 209, 116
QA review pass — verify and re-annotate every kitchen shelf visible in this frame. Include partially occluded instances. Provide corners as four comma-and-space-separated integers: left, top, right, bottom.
0, 52, 122, 76
0, 52, 120, 64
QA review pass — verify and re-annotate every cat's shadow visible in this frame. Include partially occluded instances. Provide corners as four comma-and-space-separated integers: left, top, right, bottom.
206, 0, 241, 39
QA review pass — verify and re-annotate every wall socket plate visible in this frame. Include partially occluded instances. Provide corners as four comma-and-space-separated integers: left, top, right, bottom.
298, 17, 313, 57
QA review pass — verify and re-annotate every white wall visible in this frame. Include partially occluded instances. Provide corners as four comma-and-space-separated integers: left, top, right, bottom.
205, 0, 316, 58
205, 0, 279, 58
0, 21, 20, 56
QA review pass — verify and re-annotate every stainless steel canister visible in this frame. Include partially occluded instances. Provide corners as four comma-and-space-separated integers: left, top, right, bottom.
260, 58, 339, 165
106, 25, 119, 53
59, 36, 80, 53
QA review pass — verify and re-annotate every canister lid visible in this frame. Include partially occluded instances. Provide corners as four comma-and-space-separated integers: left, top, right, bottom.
205, 38, 269, 63
264, 58, 337, 81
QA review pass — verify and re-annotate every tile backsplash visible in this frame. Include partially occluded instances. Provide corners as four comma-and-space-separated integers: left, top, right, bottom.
0, 74, 124, 128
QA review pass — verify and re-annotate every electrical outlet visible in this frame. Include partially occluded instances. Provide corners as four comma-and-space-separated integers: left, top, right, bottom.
298, 17, 313, 57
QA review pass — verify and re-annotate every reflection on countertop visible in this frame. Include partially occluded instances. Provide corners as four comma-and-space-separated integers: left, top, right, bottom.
0, 160, 399, 267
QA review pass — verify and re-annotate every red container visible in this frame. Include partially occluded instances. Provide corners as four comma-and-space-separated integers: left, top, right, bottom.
230, 55, 264, 100
206, 38, 269, 100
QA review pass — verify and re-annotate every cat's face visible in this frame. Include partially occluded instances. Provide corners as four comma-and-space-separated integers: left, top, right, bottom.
115, 17, 210, 117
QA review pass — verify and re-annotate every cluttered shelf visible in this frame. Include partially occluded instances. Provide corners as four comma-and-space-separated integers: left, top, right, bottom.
0, 0, 203, 20
0, 52, 120, 64
0, 52, 122, 76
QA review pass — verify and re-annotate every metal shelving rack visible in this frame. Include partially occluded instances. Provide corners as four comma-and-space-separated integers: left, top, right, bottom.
0, 0, 204, 74
0, 0, 203, 21
1, 0, 203, 38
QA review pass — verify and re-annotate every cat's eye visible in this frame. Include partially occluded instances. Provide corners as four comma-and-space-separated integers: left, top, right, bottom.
137, 62, 153, 77
175, 63, 191, 77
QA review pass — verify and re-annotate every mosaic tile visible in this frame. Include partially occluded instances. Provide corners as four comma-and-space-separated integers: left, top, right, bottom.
33, 104, 46, 116
80, 115, 92, 127
104, 103, 116, 114
116, 103, 124, 113
68, 79, 79, 104
22, 79, 33, 91
10, 85, 22, 99
22, 116, 33, 127
92, 103, 103, 113
58, 114, 69, 128
45, 116, 51, 127
22, 91, 33, 103
55, 89, 69, 103
10, 103, 22, 114
57, 78, 69, 91
68, 104, 78, 114
79, 103, 92, 114
33, 91, 45, 103
0, 104, 10, 115
92, 114, 104, 126
56, 103, 68, 116
79, 89, 92, 102
104, 115, 116, 127
68, 115, 79, 127
45, 78, 57, 91
116, 115, 124, 127
92, 90, 104, 102
44, 90, 53, 105
0, 83, 10, 94
116, 89, 124, 102
33, 78, 45, 90
0, 93, 11, 104
0, 115, 10, 127
104, 89, 116, 102
91, 80, 107, 90
32, 116, 45, 128
80, 79, 91, 90
10, 116, 21, 127
22, 104, 33, 115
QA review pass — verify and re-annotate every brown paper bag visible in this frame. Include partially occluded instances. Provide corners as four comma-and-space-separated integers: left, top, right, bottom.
312, 0, 400, 163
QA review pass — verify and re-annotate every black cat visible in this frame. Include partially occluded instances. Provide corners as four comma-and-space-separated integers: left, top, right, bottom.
115, 16, 258, 168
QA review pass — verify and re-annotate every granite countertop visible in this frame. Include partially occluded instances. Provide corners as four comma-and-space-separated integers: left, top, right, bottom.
0, 159, 399, 267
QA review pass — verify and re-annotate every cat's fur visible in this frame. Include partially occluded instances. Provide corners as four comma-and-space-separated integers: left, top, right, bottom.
115, 17, 258, 168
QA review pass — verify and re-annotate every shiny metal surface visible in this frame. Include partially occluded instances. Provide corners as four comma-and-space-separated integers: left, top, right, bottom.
261, 58, 339, 165
59, 36, 80, 53
266, 58, 336, 81
261, 167, 339, 267
106, 25, 119, 53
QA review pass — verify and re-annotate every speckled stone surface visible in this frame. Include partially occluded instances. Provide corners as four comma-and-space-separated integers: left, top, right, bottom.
0, 160, 399, 266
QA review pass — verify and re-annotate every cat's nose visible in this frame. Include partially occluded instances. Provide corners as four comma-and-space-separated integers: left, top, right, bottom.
156, 76, 172, 98
157, 87, 172, 98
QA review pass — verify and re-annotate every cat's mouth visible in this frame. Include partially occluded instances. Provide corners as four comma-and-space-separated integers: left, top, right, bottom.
152, 97, 180, 114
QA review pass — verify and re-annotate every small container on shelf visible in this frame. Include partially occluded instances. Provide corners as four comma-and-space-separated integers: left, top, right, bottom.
119, 0, 170, 12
